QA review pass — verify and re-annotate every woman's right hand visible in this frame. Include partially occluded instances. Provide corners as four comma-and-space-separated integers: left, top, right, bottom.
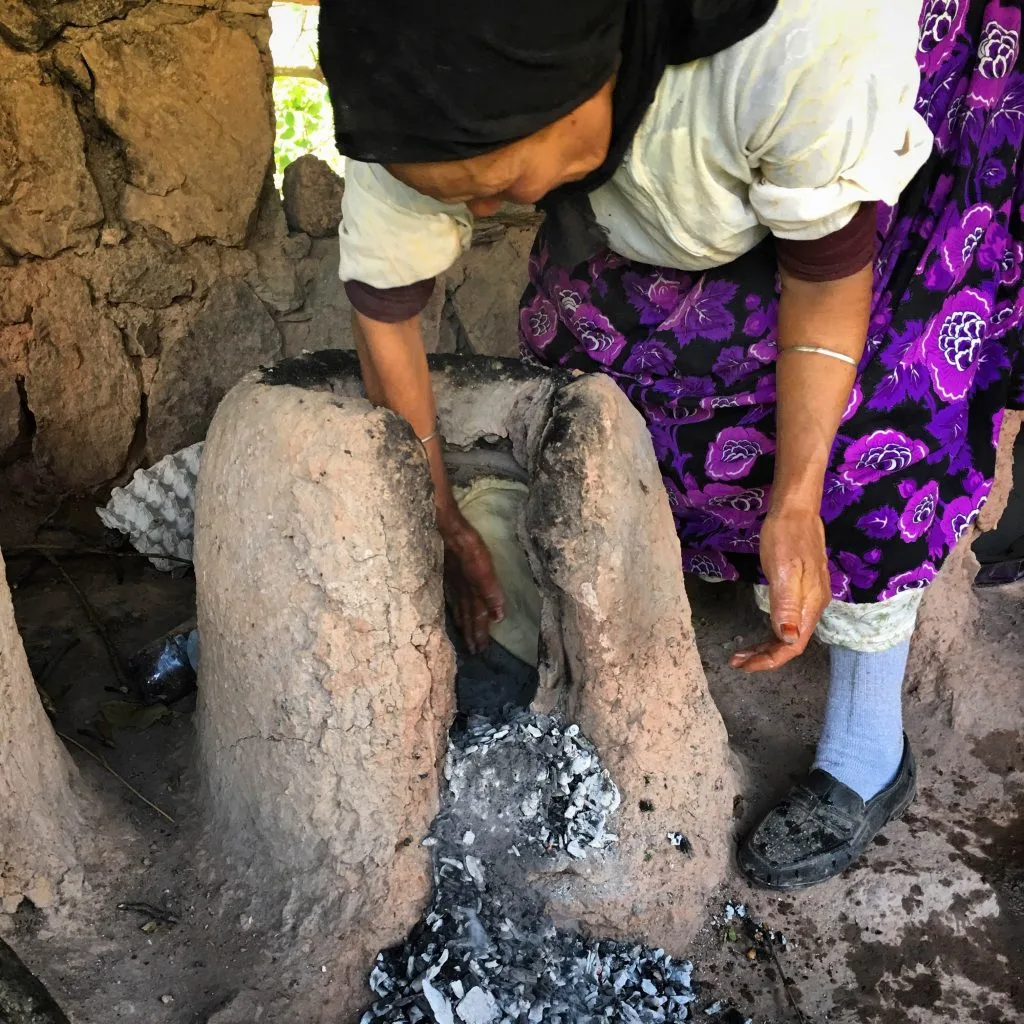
439, 512, 505, 653
350, 310, 505, 650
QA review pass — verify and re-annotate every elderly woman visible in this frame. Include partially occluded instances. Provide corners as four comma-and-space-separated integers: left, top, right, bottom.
318, 0, 1024, 890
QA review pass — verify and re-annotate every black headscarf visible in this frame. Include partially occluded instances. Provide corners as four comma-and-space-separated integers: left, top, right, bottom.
319, 0, 778, 265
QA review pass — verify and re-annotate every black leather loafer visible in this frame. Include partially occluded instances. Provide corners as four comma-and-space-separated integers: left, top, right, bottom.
738, 735, 917, 892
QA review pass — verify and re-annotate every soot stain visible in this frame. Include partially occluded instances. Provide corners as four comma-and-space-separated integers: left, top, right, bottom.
261, 350, 570, 391
837, 812, 1023, 1021
971, 729, 1024, 777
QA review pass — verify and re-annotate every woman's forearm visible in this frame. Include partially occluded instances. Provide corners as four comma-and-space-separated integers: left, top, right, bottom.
772, 264, 872, 511
352, 309, 506, 646
352, 309, 461, 530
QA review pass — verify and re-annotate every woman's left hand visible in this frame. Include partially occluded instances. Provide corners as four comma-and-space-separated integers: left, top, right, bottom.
730, 503, 832, 673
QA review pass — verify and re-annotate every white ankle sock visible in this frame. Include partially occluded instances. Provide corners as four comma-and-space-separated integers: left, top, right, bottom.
813, 640, 909, 802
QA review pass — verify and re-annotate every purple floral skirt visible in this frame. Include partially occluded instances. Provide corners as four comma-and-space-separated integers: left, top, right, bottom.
519, 0, 1024, 604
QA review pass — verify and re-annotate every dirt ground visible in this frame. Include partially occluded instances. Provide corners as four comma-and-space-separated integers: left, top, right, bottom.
0, 497, 1021, 1024
688, 578, 1023, 1024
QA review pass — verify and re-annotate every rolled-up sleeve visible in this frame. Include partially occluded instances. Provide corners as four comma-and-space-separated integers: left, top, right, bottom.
742, 2, 933, 241
338, 161, 474, 288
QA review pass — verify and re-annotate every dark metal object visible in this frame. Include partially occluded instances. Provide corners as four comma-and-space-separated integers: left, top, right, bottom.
974, 556, 1024, 588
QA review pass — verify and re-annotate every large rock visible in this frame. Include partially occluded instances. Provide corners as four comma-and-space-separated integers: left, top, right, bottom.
278, 239, 354, 355
0, 46, 103, 258
80, 10, 274, 246
0, 0, 143, 49
0, 0, 51, 49
244, 182, 310, 315
183, 237, 259, 301
0, 321, 29, 376
0, 546, 86, 912
88, 230, 195, 309
0, 263, 32, 324
282, 155, 344, 239
23, 269, 140, 489
280, 239, 446, 356
447, 226, 536, 358
195, 376, 454, 1022
146, 278, 281, 456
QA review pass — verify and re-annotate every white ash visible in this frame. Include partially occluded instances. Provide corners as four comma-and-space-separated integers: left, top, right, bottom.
360, 712, 714, 1023
721, 903, 746, 924
361, 851, 700, 1024
440, 713, 620, 860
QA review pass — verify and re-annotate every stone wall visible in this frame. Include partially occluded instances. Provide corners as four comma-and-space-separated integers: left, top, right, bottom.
0, 1, 535, 493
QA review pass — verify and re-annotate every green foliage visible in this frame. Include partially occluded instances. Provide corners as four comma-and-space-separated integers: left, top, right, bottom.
273, 76, 345, 190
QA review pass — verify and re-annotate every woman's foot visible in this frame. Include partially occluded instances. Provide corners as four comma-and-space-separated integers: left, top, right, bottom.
738, 735, 917, 892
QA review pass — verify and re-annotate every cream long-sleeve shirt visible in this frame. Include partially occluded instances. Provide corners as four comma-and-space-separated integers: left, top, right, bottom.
336, 0, 933, 288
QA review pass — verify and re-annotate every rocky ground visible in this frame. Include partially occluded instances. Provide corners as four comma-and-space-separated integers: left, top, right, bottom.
0, 498, 1020, 1024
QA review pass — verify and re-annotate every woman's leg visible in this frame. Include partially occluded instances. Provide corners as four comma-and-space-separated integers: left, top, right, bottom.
737, 592, 920, 890
814, 639, 909, 801
738, 658, 917, 892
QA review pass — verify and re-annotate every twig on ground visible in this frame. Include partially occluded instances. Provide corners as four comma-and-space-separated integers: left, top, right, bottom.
33, 497, 68, 538
8, 544, 194, 567
41, 552, 131, 691
731, 906, 809, 1024
31, 636, 80, 717
35, 684, 57, 719
763, 930, 808, 1024
37, 636, 81, 690
117, 902, 179, 925
57, 732, 176, 825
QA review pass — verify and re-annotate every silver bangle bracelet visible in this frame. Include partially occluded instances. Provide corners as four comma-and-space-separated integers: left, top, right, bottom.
417, 429, 440, 446
781, 345, 859, 368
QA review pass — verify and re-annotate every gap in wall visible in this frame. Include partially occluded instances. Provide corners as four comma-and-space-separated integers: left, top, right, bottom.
269, 1, 346, 191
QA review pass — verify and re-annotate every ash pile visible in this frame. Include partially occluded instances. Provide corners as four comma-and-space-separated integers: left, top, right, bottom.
361, 713, 710, 1024
441, 715, 620, 860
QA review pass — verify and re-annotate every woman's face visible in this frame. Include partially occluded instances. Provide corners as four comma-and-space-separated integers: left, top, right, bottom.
389, 76, 615, 216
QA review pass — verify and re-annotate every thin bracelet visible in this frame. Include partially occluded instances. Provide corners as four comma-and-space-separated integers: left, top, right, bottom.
780, 344, 859, 368
417, 427, 440, 446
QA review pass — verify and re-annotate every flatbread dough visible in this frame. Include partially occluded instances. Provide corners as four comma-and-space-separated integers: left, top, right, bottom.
455, 477, 541, 667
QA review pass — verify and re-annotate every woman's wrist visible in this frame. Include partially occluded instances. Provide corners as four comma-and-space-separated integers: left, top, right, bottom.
771, 452, 828, 506
434, 488, 469, 538
437, 509, 477, 552
770, 475, 826, 517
